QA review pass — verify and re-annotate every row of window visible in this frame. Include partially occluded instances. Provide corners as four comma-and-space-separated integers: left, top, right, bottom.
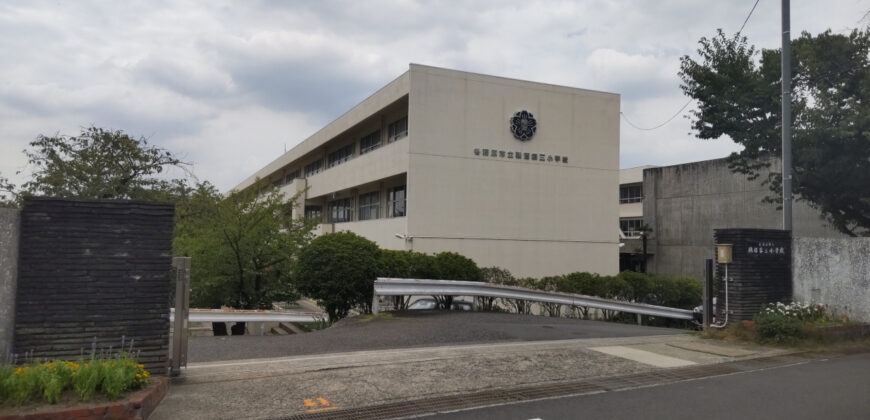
304, 186, 407, 223
620, 218, 644, 237
619, 185, 643, 204
271, 116, 408, 188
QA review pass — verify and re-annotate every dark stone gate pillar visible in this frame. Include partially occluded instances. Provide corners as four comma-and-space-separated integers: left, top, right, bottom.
714, 228, 791, 322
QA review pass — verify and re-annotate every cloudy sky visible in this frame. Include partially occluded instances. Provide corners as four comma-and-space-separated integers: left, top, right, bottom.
1, 0, 867, 191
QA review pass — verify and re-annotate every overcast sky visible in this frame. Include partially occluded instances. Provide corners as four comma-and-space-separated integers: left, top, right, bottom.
1, 0, 868, 191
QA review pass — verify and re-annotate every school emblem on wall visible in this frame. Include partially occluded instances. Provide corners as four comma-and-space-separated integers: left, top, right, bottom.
510, 110, 537, 141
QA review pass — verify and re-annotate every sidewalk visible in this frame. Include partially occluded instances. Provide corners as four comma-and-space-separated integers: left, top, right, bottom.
151, 334, 788, 420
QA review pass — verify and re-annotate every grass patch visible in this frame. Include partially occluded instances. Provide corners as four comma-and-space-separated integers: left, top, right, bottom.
358, 312, 394, 323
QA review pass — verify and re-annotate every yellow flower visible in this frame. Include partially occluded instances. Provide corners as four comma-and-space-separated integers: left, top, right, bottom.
137, 364, 144, 368
14, 367, 22, 375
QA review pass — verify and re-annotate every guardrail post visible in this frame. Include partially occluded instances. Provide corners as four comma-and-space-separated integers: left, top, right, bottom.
171, 257, 191, 376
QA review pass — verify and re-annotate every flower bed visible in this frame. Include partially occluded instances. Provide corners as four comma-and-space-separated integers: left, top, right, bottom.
0, 376, 167, 420
752, 301, 858, 344
0, 354, 149, 406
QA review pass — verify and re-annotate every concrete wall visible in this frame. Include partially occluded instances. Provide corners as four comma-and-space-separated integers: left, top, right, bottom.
644, 157, 844, 281
0, 208, 19, 360
793, 237, 870, 323
406, 64, 620, 278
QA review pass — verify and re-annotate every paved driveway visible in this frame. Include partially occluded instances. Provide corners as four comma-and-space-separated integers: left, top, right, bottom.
188, 310, 686, 362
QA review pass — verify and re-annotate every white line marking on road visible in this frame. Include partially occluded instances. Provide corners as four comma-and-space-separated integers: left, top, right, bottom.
589, 346, 697, 368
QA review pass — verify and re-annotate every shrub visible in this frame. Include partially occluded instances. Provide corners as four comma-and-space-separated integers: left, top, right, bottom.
481, 266, 514, 284
432, 252, 483, 282
296, 232, 381, 321
0, 356, 149, 406
753, 302, 830, 344
754, 310, 804, 344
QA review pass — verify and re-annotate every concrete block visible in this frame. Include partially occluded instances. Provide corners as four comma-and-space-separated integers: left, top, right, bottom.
0, 208, 19, 360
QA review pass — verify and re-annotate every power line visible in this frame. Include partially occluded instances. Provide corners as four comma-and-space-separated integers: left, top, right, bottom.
737, 0, 761, 37
620, 99, 693, 131
619, 1, 760, 132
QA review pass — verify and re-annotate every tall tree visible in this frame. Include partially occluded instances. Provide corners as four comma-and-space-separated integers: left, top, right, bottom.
174, 186, 316, 309
679, 29, 870, 236
0, 173, 14, 207
20, 126, 189, 201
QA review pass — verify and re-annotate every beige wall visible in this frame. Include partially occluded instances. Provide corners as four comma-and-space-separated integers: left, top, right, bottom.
405, 65, 620, 278
332, 217, 408, 251
306, 139, 408, 198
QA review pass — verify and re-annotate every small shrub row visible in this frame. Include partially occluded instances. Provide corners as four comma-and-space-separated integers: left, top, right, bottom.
296, 232, 484, 321
481, 267, 701, 327
753, 301, 833, 344
0, 354, 149, 406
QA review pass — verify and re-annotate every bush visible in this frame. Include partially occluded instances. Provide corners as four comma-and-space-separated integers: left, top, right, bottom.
0, 356, 149, 406
296, 232, 381, 322
481, 266, 514, 284
753, 302, 830, 344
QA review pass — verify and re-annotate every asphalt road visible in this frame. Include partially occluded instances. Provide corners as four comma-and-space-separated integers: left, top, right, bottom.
425, 352, 870, 420
188, 310, 685, 362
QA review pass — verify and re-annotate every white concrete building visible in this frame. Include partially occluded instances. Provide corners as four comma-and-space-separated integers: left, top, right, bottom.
236, 64, 620, 278
618, 165, 656, 271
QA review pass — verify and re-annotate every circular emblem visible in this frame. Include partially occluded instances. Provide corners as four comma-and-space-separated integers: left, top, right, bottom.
510, 110, 537, 141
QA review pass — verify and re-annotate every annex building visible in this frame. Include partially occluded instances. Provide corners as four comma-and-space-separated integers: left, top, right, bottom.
236, 64, 620, 278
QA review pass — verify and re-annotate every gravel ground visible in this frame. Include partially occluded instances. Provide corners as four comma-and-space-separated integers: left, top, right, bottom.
188, 310, 685, 362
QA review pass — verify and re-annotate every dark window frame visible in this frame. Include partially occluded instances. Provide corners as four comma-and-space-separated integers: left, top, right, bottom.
388, 116, 408, 143
360, 131, 381, 154
388, 185, 406, 218
329, 198, 353, 223
358, 191, 379, 221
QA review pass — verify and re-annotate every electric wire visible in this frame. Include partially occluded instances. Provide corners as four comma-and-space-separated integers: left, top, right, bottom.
620, 99, 693, 131
620, 1, 761, 131
737, 0, 761, 37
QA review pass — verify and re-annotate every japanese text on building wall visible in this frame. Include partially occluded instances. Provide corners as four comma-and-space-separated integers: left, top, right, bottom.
746, 241, 786, 256
473, 148, 568, 163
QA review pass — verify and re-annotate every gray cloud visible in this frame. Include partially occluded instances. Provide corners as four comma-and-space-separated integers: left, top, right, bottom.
0, 0, 866, 191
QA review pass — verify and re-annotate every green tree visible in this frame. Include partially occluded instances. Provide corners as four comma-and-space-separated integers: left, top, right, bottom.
679, 29, 870, 236
296, 232, 381, 322
430, 251, 483, 309
0, 173, 14, 207
175, 186, 315, 309
19, 126, 189, 201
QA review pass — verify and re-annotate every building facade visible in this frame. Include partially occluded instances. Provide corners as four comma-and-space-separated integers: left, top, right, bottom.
642, 157, 845, 281
236, 64, 621, 278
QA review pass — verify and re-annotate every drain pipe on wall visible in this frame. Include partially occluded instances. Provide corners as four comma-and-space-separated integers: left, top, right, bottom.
710, 244, 733, 329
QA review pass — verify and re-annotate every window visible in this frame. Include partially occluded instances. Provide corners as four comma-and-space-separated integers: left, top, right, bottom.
304, 160, 322, 177
388, 116, 408, 143
388, 186, 406, 217
285, 170, 300, 184
358, 191, 379, 220
620, 218, 644, 237
619, 184, 643, 203
304, 205, 322, 221
329, 198, 353, 223
360, 131, 381, 154
328, 144, 354, 168
271, 179, 282, 189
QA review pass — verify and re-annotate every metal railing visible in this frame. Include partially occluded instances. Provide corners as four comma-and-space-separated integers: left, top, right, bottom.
372, 278, 694, 321
169, 308, 324, 323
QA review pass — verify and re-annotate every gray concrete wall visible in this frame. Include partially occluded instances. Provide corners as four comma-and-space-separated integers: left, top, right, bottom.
644, 157, 844, 281
0, 208, 20, 360
793, 237, 870, 323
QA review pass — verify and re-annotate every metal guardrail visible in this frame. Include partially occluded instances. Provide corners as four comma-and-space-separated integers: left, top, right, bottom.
170, 308, 325, 323
372, 278, 694, 321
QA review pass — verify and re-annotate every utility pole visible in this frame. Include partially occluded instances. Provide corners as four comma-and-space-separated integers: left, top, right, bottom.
781, 0, 793, 231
